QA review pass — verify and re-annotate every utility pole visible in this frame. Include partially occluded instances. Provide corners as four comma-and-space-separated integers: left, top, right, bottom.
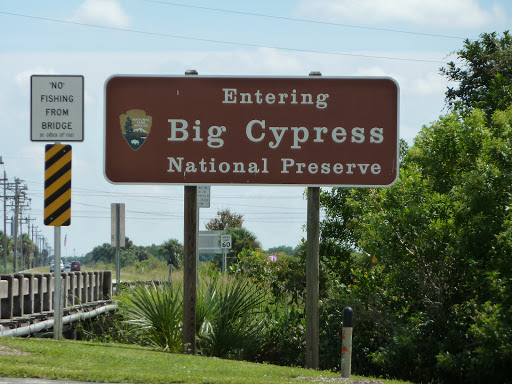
35, 230, 43, 267
31, 222, 38, 268
7, 178, 29, 272
13, 179, 19, 272
19, 215, 24, 271
0, 157, 7, 273
19, 216, 35, 270
19, 200, 31, 271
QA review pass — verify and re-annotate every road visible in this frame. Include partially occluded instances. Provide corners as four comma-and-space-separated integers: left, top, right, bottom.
0, 379, 131, 384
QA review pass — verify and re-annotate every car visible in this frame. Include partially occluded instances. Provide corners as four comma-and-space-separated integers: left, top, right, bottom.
70, 261, 81, 271
50, 260, 64, 273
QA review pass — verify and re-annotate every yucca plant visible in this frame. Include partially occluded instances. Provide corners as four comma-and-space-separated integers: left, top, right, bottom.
197, 276, 267, 360
196, 276, 221, 335
118, 282, 183, 352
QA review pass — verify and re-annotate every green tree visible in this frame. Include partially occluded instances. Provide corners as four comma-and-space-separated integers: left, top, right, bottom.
0, 230, 12, 256
205, 209, 244, 230
441, 31, 512, 117
20, 233, 35, 270
120, 246, 151, 268
84, 243, 115, 265
225, 227, 261, 265
266, 245, 297, 256
144, 243, 162, 259
159, 238, 183, 269
84, 237, 134, 265
319, 108, 512, 382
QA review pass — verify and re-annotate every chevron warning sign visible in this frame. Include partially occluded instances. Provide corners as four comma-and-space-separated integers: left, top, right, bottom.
44, 144, 72, 226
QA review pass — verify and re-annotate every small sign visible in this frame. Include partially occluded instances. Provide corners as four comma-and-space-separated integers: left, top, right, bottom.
220, 234, 232, 249
31, 75, 84, 142
197, 185, 210, 208
111, 203, 125, 247
44, 144, 72, 226
198, 230, 223, 254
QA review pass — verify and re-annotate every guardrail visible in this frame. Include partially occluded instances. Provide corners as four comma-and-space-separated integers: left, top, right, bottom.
0, 271, 113, 321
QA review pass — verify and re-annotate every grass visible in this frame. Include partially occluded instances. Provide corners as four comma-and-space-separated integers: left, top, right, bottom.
0, 338, 412, 384
29, 263, 178, 282
28, 260, 223, 285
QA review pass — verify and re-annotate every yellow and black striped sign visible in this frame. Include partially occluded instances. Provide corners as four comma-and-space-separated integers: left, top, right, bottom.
44, 144, 72, 226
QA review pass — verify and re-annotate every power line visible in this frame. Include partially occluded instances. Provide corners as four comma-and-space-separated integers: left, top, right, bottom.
25, 180, 309, 201
0, 10, 447, 64
137, 0, 466, 41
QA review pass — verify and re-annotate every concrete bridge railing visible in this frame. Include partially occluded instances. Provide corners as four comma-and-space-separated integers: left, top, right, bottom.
0, 271, 113, 320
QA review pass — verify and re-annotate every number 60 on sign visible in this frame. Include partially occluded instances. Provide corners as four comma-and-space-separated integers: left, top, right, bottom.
221, 235, 232, 249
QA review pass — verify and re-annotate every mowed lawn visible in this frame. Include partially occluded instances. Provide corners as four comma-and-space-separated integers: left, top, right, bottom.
0, 338, 411, 384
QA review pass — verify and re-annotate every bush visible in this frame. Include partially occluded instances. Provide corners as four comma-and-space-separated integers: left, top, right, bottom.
231, 248, 305, 304
118, 282, 183, 352
259, 302, 306, 367
197, 276, 267, 360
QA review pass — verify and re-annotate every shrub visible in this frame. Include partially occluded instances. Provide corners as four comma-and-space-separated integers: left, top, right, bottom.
118, 282, 183, 352
259, 302, 306, 367
197, 276, 267, 360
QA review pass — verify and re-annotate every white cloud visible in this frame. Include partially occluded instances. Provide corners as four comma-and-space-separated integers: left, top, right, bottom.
69, 0, 131, 28
412, 71, 449, 96
15, 67, 56, 88
296, 0, 507, 29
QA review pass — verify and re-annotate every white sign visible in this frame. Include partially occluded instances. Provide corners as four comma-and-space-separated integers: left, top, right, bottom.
111, 203, 125, 247
198, 230, 223, 254
197, 186, 210, 208
31, 75, 84, 142
220, 235, 232, 249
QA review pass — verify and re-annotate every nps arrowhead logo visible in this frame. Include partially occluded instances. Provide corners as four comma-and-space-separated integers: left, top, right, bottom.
120, 109, 152, 150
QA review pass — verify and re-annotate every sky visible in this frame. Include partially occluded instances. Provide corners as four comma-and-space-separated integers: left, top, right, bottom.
1, 0, 511, 259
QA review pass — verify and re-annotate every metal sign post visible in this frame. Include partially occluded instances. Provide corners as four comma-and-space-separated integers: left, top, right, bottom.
220, 234, 232, 273
111, 203, 125, 294
196, 186, 210, 286
53, 226, 62, 340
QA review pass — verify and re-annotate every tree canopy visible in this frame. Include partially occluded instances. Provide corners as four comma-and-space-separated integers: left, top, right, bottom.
205, 209, 244, 230
320, 107, 512, 382
159, 238, 184, 269
441, 31, 512, 117
318, 31, 512, 382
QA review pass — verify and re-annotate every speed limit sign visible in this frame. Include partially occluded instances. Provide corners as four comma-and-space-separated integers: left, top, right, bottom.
221, 235, 232, 249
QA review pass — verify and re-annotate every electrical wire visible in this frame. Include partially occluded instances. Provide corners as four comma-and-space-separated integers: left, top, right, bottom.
136, 0, 466, 40
0, 10, 447, 64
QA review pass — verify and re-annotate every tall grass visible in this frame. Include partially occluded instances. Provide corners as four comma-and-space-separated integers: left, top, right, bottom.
30, 260, 200, 285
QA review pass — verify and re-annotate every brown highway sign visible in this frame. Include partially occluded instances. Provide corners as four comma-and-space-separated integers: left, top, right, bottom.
104, 76, 399, 187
